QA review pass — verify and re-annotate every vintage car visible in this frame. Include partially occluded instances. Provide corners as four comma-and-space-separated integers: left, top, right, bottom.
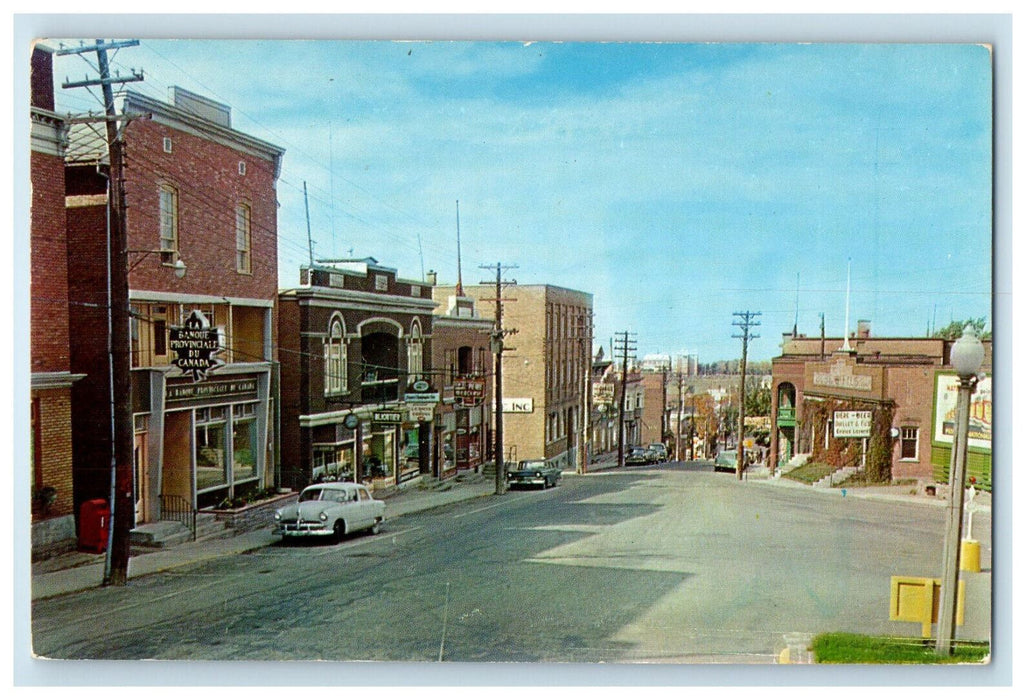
625, 446, 655, 465
714, 449, 739, 473
648, 443, 669, 462
506, 459, 562, 489
274, 481, 385, 541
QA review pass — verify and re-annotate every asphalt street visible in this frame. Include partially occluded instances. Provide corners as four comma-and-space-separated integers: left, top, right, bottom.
31, 465, 992, 663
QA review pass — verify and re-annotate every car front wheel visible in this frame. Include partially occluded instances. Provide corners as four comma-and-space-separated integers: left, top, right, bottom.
371, 519, 382, 535
333, 520, 346, 542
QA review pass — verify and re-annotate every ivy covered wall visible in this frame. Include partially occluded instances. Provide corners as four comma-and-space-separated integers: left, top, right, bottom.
801, 397, 896, 483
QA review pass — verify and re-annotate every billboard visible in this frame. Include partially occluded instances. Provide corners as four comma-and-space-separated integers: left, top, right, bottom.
933, 373, 992, 451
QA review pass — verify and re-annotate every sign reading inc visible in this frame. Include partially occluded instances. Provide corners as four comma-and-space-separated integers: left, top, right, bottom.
169, 310, 223, 382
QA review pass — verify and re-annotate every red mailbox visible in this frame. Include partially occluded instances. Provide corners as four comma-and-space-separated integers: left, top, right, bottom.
78, 499, 109, 553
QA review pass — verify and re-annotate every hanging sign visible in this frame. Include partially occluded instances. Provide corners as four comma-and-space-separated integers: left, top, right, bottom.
168, 310, 223, 382
408, 404, 436, 423
372, 411, 404, 424
454, 379, 485, 406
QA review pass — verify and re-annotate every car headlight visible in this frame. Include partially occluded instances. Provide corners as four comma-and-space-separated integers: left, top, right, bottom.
273, 511, 281, 521
319, 511, 329, 521
507, 473, 513, 479
535, 471, 542, 477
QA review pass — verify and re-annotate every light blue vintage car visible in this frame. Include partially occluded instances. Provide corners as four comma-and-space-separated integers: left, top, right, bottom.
274, 482, 385, 541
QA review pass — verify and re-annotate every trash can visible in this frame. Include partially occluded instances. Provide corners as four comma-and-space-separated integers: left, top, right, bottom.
78, 499, 109, 553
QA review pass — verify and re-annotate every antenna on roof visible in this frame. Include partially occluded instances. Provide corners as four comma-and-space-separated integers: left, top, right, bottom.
455, 199, 464, 296
841, 258, 852, 351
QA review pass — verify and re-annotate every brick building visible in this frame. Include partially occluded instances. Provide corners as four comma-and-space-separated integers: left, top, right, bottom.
30, 45, 82, 556
771, 322, 992, 487
640, 370, 669, 448
278, 259, 438, 491
429, 285, 494, 479
65, 87, 284, 521
455, 284, 592, 470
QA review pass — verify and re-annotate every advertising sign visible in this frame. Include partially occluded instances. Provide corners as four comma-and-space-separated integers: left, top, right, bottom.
502, 398, 534, 413
372, 411, 403, 424
408, 404, 435, 423
933, 373, 992, 450
834, 410, 872, 438
168, 310, 223, 382
454, 379, 485, 406
592, 382, 615, 405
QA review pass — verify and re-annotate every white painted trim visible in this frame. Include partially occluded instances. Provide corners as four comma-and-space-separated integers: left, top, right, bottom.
128, 289, 274, 308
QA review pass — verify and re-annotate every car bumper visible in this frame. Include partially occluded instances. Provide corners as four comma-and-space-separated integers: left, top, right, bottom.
507, 475, 546, 485
275, 522, 334, 537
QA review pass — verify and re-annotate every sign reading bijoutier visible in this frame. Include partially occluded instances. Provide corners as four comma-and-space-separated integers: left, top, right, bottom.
834, 410, 872, 438
169, 310, 223, 382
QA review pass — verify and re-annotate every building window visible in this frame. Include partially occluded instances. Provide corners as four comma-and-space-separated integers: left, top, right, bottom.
238, 161, 247, 176
408, 321, 424, 381
900, 426, 919, 461
159, 185, 179, 264
163, 137, 172, 153
196, 407, 228, 492
235, 204, 252, 274
232, 403, 258, 484
324, 316, 347, 396
375, 274, 388, 291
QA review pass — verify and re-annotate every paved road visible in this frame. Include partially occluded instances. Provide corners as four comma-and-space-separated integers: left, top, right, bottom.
31, 466, 991, 662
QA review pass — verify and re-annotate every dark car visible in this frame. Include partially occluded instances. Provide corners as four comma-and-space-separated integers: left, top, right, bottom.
714, 449, 738, 473
507, 459, 562, 489
625, 447, 654, 465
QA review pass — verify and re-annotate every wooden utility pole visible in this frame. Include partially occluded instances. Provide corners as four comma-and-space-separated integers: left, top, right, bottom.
479, 263, 517, 495
58, 40, 143, 587
675, 372, 684, 461
614, 331, 636, 468
576, 312, 594, 474
732, 311, 761, 481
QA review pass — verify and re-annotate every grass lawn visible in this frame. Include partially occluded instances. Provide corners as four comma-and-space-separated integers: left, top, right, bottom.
781, 462, 835, 485
812, 632, 989, 664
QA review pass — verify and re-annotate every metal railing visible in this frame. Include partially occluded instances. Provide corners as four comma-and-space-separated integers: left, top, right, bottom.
159, 494, 197, 541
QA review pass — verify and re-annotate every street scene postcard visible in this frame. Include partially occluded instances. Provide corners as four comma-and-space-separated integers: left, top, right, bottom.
20, 16, 1006, 687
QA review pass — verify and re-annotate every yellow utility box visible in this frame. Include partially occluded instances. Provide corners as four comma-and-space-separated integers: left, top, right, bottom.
961, 539, 981, 572
890, 576, 965, 638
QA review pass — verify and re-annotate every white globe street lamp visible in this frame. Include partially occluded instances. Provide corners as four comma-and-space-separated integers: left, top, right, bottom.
935, 324, 985, 655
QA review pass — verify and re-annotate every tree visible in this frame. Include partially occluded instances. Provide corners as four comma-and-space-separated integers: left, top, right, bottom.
744, 376, 771, 417
934, 317, 991, 340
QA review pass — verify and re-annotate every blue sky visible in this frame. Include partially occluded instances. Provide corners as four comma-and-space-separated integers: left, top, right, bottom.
46, 35, 994, 363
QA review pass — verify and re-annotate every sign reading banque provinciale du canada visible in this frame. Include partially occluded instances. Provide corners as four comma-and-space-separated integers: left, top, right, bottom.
168, 310, 224, 382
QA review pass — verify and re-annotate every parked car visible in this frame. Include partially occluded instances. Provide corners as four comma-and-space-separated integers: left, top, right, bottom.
714, 450, 738, 473
274, 481, 385, 541
648, 443, 669, 462
625, 447, 655, 465
507, 459, 562, 489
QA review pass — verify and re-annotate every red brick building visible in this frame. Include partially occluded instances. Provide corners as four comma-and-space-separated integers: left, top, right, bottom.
771, 322, 992, 487
279, 259, 439, 491
65, 87, 284, 521
30, 45, 81, 556
429, 285, 493, 479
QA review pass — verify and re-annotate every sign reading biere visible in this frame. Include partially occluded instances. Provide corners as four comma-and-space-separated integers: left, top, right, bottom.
834, 410, 872, 438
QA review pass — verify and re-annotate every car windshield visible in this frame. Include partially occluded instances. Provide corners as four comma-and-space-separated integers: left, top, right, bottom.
519, 460, 545, 469
299, 488, 336, 502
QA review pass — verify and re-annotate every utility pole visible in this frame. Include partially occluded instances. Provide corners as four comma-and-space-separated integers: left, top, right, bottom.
675, 371, 684, 461
614, 331, 636, 468
661, 362, 669, 457
479, 263, 517, 495
732, 311, 761, 481
59, 40, 144, 587
576, 312, 594, 474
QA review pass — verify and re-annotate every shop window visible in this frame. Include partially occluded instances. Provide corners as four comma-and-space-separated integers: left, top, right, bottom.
232, 403, 258, 484
196, 408, 228, 492
901, 426, 919, 461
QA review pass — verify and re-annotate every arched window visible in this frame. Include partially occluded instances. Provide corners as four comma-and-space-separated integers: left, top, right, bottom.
407, 319, 424, 381
324, 315, 347, 396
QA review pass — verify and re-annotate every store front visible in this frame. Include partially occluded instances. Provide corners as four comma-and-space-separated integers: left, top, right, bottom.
134, 368, 273, 520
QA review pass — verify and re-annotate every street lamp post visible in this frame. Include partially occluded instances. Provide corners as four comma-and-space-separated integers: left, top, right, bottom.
934, 325, 985, 656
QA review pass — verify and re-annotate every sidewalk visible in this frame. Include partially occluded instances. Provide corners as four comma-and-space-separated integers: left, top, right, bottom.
31, 472, 497, 602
